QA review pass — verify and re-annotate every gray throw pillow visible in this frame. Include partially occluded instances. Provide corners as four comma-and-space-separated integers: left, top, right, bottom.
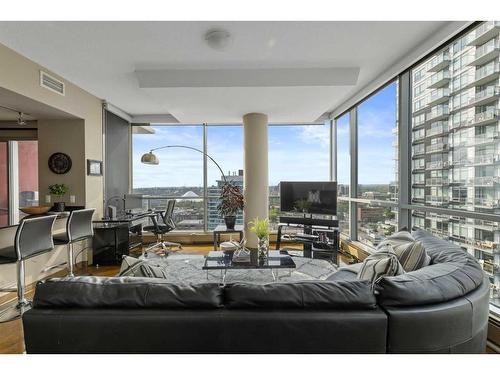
118, 256, 167, 278
357, 246, 405, 285
377, 230, 431, 272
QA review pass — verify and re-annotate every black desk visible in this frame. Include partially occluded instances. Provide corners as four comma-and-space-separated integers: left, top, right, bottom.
92, 212, 154, 266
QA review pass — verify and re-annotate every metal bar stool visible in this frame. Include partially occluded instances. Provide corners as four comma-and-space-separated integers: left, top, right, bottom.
53, 208, 95, 277
0, 215, 57, 322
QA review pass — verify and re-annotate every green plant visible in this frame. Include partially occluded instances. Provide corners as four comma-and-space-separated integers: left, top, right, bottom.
217, 182, 244, 217
49, 184, 69, 199
249, 217, 270, 239
268, 207, 279, 223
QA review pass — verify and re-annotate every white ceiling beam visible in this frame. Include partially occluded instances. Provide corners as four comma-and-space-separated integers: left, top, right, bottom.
135, 67, 360, 88
130, 114, 180, 124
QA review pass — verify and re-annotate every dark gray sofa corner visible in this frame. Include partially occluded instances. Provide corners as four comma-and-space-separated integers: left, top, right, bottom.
22, 230, 491, 354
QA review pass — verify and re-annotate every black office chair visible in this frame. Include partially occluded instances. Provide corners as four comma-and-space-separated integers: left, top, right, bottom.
53, 208, 95, 277
143, 200, 182, 256
0, 215, 57, 322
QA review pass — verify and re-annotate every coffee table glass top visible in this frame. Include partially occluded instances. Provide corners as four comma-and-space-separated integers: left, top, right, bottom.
203, 250, 296, 270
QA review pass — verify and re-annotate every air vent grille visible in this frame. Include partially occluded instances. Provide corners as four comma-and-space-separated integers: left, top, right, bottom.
40, 71, 65, 96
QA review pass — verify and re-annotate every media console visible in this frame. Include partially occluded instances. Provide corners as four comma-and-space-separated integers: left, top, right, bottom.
275, 215, 341, 263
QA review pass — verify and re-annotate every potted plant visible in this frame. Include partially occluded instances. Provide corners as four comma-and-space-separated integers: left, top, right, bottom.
217, 182, 244, 230
249, 217, 270, 260
49, 183, 69, 212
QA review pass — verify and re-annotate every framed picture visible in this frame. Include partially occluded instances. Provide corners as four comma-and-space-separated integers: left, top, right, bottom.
87, 159, 103, 176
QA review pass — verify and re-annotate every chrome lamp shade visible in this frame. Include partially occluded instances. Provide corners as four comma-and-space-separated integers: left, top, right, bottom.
141, 152, 159, 165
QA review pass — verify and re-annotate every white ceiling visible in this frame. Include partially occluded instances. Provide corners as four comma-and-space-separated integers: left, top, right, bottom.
0, 87, 76, 121
0, 21, 451, 123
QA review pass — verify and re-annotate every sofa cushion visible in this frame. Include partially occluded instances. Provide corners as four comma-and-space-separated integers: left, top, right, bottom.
377, 230, 431, 272
357, 246, 405, 284
33, 276, 223, 309
118, 256, 167, 278
224, 280, 377, 310
375, 229, 485, 306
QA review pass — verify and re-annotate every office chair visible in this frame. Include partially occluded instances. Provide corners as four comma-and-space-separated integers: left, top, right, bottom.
53, 208, 95, 277
0, 215, 57, 322
143, 200, 182, 256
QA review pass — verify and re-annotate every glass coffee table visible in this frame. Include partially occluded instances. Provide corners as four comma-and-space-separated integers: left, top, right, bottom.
202, 250, 296, 284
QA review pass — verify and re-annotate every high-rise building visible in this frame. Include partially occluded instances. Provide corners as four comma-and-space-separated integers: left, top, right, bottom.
207, 170, 244, 230
411, 21, 500, 301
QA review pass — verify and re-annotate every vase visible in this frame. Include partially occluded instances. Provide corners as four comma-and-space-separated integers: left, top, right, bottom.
258, 237, 269, 260
224, 215, 236, 230
53, 202, 65, 212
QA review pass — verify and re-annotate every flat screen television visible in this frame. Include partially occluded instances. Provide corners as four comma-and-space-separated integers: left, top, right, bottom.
280, 181, 337, 215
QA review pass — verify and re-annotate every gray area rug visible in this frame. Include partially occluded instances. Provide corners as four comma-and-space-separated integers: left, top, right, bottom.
143, 253, 337, 284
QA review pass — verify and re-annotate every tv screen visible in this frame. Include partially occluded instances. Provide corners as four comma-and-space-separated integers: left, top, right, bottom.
280, 181, 337, 215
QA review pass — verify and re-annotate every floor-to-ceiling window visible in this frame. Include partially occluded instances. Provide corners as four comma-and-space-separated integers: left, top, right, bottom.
132, 125, 205, 230
409, 21, 500, 308
206, 124, 243, 230
336, 113, 350, 235
132, 122, 330, 232
268, 123, 331, 229
335, 21, 500, 310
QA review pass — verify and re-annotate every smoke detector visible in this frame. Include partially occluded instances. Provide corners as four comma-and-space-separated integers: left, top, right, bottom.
204, 29, 233, 51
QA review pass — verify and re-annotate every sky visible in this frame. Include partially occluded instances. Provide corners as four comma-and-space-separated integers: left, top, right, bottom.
133, 81, 397, 188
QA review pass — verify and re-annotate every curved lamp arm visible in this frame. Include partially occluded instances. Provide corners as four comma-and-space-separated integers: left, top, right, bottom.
146, 145, 228, 184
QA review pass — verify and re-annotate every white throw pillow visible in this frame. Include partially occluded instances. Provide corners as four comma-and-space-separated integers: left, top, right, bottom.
357, 245, 405, 285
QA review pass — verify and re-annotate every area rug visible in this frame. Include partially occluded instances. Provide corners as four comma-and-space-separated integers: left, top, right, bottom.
141, 253, 337, 284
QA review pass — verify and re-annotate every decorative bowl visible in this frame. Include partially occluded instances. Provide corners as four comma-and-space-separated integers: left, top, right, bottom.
19, 206, 52, 215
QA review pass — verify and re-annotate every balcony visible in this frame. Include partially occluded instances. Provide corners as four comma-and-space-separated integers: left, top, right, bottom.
426, 105, 449, 122
449, 196, 467, 205
428, 70, 451, 89
467, 110, 499, 127
427, 160, 449, 170
412, 130, 426, 143
426, 142, 449, 153
425, 195, 447, 205
467, 21, 500, 46
474, 198, 500, 208
469, 40, 500, 66
427, 88, 451, 106
474, 176, 500, 186
411, 197, 425, 204
474, 219, 500, 232
426, 122, 448, 137
472, 63, 500, 86
468, 238, 499, 253
426, 177, 449, 186
412, 148, 425, 158
468, 86, 500, 107
482, 261, 498, 275
474, 154, 500, 165
428, 51, 451, 72
473, 131, 499, 145
428, 212, 450, 222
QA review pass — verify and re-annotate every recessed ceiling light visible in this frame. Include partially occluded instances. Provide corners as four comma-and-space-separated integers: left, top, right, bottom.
204, 29, 233, 51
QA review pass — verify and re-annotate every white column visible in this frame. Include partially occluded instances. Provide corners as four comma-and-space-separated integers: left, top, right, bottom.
243, 113, 269, 248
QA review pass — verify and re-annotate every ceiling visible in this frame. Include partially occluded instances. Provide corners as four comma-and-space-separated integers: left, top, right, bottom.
0, 86, 76, 121
0, 21, 451, 123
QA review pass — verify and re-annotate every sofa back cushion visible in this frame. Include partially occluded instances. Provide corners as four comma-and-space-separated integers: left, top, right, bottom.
224, 280, 377, 309
375, 229, 485, 306
33, 276, 223, 309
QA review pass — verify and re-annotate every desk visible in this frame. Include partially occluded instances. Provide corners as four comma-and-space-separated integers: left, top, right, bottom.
92, 212, 154, 265
213, 224, 244, 250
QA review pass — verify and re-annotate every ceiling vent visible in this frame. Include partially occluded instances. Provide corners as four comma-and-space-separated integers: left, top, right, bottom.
40, 70, 65, 96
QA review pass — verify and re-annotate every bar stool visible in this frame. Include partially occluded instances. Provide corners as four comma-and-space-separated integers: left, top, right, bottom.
53, 208, 95, 277
0, 215, 57, 322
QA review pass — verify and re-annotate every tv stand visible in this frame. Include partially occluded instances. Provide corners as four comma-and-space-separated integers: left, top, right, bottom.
275, 216, 340, 264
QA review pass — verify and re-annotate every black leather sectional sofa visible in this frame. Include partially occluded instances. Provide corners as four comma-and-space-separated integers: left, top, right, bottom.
22, 229, 490, 353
